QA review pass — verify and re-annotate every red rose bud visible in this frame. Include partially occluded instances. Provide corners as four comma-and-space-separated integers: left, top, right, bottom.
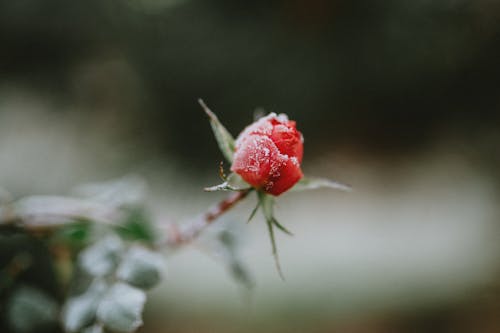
231, 113, 304, 196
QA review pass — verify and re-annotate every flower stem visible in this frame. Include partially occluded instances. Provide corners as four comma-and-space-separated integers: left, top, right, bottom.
167, 190, 250, 247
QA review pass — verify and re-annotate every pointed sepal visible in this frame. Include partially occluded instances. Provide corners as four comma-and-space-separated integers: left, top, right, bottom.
257, 191, 293, 280
205, 173, 251, 192
199, 99, 235, 163
291, 177, 351, 192
246, 201, 260, 224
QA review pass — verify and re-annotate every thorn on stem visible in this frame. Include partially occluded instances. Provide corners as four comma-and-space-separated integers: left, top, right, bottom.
219, 161, 227, 181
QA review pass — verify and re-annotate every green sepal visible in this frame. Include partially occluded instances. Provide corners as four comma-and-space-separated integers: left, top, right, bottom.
257, 191, 293, 280
205, 173, 251, 192
270, 217, 293, 236
246, 201, 260, 223
199, 99, 236, 163
291, 177, 351, 192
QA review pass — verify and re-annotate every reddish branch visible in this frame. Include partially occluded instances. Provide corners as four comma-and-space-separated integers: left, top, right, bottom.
166, 190, 250, 247
0, 189, 251, 249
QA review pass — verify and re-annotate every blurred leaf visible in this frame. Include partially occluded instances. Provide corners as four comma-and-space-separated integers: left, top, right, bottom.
115, 208, 157, 243
199, 99, 235, 163
292, 177, 351, 192
52, 222, 92, 249
116, 246, 165, 290
62, 281, 107, 332
72, 176, 147, 208
229, 260, 254, 289
217, 231, 254, 289
218, 230, 237, 251
81, 325, 104, 333
7, 286, 59, 333
96, 282, 146, 333
79, 235, 124, 277
13, 196, 118, 226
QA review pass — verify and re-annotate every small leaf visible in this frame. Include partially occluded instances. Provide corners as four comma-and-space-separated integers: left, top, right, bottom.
199, 99, 235, 163
63, 281, 107, 332
7, 286, 59, 333
116, 246, 165, 290
97, 282, 146, 333
79, 235, 124, 277
291, 177, 351, 192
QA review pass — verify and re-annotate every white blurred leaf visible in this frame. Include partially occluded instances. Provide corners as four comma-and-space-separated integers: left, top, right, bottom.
96, 283, 146, 333
62, 281, 107, 332
14, 196, 121, 226
116, 246, 165, 290
72, 176, 147, 208
79, 235, 124, 277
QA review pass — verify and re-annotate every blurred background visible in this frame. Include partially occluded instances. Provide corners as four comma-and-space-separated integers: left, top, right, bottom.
1, 0, 500, 332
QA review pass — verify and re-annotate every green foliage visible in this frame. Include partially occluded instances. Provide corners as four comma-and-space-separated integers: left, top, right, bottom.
62, 224, 164, 332
81, 325, 103, 333
114, 208, 157, 243
7, 286, 59, 333
51, 221, 92, 250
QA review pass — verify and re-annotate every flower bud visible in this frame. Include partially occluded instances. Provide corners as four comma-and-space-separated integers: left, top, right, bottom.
231, 113, 304, 196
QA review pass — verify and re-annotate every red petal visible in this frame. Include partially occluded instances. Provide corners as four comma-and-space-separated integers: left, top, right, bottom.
264, 157, 303, 196
270, 122, 304, 162
231, 134, 286, 188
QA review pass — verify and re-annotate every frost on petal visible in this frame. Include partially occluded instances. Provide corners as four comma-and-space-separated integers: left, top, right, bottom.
265, 156, 303, 196
231, 134, 286, 188
235, 114, 275, 146
270, 122, 303, 162
231, 112, 304, 196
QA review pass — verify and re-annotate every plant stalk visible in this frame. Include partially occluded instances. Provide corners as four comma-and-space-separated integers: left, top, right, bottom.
166, 190, 250, 247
